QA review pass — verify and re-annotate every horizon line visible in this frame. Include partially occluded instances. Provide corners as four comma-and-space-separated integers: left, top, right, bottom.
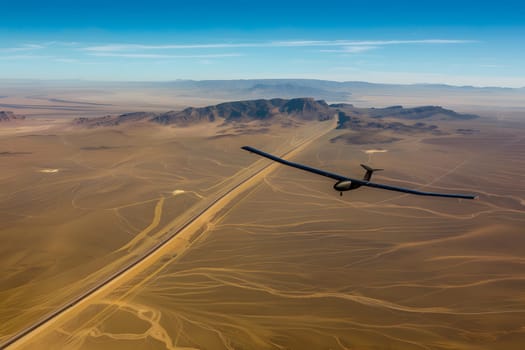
0, 77, 522, 89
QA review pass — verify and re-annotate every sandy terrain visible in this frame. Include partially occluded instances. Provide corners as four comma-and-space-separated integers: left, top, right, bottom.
0, 113, 335, 347
6, 114, 524, 349
0, 86, 225, 118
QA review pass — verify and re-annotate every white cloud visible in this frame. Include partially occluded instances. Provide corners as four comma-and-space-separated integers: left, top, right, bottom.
53, 58, 79, 63
0, 54, 51, 60
0, 41, 82, 54
479, 64, 506, 68
82, 39, 475, 52
271, 39, 475, 47
329, 66, 359, 71
0, 44, 45, 53
83, 43, 253, 51
320, 46, 378, 53
89, 52, 242, 58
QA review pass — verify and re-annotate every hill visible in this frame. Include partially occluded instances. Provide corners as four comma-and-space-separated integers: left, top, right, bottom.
74, 98, 336, 127
152, 98, 333, 125
333, 104, 478, 134
0, 111, 25, 122
72, 98, 479, 139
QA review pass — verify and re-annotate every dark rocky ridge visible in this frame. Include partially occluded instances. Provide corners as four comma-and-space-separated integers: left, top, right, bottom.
332, 104, 478, 122
74, 98, 335, 127
332, 104, 479, 135
335, 111, 443, 135
328, 104, 481, 144
0, 111, 25, 122
72, 99, 478, 135
152, 98, 333, 125
74, 112, 157, 127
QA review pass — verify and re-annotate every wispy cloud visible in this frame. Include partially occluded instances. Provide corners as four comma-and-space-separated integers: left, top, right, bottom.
53, 58, 79, 63
0, 44, 45, 53
82, 39, 475, 52
0, 41, 82, 54
320, 46, 378, 53
0, 54, 52, 60
271, 39, 475, 46
479, 64, 506, 68
89, 52, 242, 58
84, 43, 254, 51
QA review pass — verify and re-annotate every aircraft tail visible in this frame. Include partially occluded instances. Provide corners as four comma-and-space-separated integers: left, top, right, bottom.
360, 164, 383, 181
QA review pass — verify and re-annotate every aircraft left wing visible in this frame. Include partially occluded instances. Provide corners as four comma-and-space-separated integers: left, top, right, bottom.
241, 146, 350, 182
363, 181, 477, 199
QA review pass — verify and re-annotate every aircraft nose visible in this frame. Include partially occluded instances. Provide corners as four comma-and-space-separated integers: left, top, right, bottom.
334, 180, 352, 191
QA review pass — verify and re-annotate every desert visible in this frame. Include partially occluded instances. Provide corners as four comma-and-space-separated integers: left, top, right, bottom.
0, 83, 523, 349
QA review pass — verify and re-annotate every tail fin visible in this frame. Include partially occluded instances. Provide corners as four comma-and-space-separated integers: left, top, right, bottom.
360, 164, 383, 181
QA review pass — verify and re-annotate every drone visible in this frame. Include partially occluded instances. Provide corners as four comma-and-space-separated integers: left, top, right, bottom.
242, 146, 477, 199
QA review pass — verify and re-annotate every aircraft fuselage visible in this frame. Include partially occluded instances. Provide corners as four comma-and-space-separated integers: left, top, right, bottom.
333, 180, 360, 192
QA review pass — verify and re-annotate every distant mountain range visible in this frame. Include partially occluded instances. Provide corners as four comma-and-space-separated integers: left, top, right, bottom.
4, 79, 522, 102
134, 79, 524, 104
151, 79, 524, 93
2, 79, 523, 114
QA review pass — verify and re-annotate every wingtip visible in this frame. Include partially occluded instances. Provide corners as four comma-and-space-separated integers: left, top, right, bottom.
241, 146, 257, 153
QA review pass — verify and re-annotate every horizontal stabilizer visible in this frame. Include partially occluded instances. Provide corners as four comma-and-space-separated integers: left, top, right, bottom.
360, 164, 383, 181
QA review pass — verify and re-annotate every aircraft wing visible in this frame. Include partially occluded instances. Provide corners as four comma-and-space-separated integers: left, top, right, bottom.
241, 146, 351, 182
242, 146, 477, 200
362, 181, 477, 199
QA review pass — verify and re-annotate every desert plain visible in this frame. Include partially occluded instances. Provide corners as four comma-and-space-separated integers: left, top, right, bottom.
1, 82, 524, 349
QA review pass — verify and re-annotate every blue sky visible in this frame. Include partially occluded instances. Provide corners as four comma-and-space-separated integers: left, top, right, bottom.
1, 0, 524, 87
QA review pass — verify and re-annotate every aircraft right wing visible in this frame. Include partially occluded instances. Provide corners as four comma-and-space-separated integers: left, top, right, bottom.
363, 181, 477, 199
